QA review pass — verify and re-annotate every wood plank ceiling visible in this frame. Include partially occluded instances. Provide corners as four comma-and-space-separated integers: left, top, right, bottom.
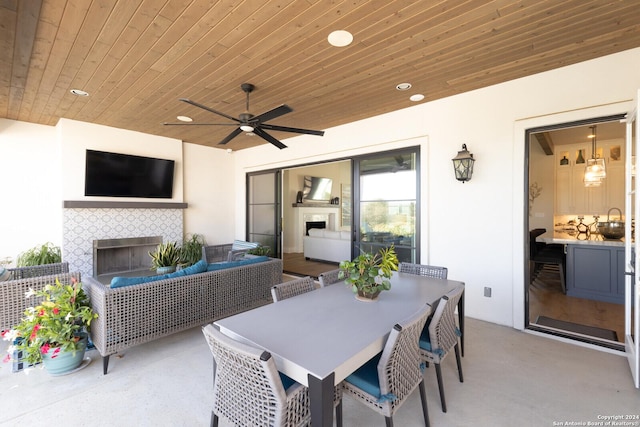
2, 0, 640, 151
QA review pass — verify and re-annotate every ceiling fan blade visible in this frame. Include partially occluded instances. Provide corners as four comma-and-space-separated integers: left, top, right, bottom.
253, 127, 287, 149
253, 104, 292, 123
260, 123, 325, 136
218, 127, 243, 145
163, 122, 238, 126
179, 98, 240, 123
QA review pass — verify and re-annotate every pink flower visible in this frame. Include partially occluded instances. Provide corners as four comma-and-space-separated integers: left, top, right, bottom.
51, 348, 61, 359
40, 342, 50, 354
30, 324, 41, 341
3, 353, 11, 363
53, 307, 60, 315
38, 309, 45, 317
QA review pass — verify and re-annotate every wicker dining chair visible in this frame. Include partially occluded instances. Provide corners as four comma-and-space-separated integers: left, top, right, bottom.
202, 324, 342, 427
271, 276, 316, 302
399, 262, 448, 279
419, 285, 465, 413
342, 303, 433, 427
318, 268, 344, 287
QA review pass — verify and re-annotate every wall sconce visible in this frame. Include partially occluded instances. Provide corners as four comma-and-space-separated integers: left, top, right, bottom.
452, 144, 475, 183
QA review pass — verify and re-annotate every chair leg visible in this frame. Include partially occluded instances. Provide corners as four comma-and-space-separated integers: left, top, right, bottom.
102, 355, 110, 375
418, 380, 431, 427
211, 411, 218, 427
336, 400, 343, 427
454, 344, 464, 383
385, 416, 394, 427
435, 363, 447, 413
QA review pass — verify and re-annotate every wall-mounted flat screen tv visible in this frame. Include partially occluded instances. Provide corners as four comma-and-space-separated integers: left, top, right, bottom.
85, 149, 175, 198
302, 175, 332, 201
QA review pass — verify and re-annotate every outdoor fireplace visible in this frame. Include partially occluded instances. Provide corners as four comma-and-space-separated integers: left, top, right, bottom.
93, 236, 163, 278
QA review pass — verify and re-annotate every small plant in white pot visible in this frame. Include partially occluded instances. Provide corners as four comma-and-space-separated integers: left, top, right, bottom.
339, 245, 398, 301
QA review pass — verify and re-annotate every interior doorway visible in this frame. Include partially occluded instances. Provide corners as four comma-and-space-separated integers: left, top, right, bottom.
526, 115, 626, 349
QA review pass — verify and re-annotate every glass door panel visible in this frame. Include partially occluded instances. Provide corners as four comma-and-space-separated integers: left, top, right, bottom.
355, 150, 419, 263
625, 91, 639, 388
247, 171, 281, 257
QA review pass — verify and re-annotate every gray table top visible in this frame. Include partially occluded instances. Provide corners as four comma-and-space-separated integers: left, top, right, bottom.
215, 272, 464, 386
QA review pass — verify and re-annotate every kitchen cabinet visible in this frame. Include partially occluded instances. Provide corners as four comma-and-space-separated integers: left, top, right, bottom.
565, 244, 624, 304
555, 141, 624, 215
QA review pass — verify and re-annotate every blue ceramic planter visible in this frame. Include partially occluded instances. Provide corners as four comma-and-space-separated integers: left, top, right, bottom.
42, 334, 88, 375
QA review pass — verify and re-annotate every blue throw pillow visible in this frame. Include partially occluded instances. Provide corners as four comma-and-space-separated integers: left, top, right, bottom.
110, 274, 170, 288
180, 260, 208, 275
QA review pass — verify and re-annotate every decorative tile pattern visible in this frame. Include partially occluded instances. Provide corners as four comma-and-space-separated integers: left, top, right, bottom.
62, 208, 183, 278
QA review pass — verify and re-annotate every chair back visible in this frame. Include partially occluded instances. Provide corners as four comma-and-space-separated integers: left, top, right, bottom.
202, 324, 296, 426
201, 244, 233, 263
271, 276, 316, 302
399, 262, 448, 279
7, 262, 69, 279
377, 303, 432, 411
426, 285, 464, 358
318, 269, 344, 287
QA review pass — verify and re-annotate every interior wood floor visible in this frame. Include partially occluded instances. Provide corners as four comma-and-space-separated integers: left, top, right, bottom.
282, 252, 339, 279
528, 265, 625, 343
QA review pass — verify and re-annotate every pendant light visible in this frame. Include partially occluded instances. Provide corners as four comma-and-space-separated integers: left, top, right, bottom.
584, 125, 606, 187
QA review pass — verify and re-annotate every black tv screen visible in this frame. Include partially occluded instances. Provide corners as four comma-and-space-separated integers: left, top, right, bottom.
85, 150, 175, 198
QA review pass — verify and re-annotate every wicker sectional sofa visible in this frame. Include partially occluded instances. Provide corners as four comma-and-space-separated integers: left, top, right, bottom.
0, 262, 77, 332
83, 257, 282, 374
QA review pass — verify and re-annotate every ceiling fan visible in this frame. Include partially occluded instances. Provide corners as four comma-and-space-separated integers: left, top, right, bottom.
164, 83, 325, 149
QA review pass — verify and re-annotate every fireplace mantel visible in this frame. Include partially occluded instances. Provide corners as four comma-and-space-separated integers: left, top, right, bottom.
291, 203, 338, 208
63, 201, 188, 209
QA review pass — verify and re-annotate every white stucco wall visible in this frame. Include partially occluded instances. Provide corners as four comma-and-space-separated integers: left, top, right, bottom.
0, 120, 61, 262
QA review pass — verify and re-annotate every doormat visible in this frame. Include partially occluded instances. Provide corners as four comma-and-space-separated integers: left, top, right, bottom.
535, 316, 618, 341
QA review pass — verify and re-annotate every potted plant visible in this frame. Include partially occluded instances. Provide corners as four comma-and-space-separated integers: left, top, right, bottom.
179, 234, 206, 267
339, 245, 399, 301
149, 241, 181, 274
16, 242, 62, 266
247, 245, 271, 256
2, 277, 98, 374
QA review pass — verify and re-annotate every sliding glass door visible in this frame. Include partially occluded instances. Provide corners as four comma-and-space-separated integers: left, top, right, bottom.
246, 170, 281, 258
353, 148, 419, 263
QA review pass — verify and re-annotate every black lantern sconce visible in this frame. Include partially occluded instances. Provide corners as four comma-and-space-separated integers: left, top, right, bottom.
452, 144, 475, 183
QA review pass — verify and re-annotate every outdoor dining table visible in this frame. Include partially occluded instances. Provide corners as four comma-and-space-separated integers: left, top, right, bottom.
215, 271, 465, 427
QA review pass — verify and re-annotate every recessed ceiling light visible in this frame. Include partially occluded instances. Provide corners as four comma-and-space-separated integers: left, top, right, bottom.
70, 89, 89, 97
410, 94, 425, 102
177, 115, 193, 122
328, 30, 353, 47
396, 83, 412, 91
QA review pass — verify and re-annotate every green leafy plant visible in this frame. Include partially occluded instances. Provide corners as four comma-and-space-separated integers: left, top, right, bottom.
2, 277, 98, 365
16, 243, 62, 267
149, 241, 181, 269
247, 245, 271, 256
179, 234, 206, 267
339, 245, 399, 297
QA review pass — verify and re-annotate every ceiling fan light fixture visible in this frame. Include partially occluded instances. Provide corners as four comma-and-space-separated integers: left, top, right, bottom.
240, 124, 254, 132
176, 115, 192, 122
328, 30, 353, 47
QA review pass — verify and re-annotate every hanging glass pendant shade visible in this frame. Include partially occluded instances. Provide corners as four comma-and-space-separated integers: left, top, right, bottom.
584, 125, 605, 187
